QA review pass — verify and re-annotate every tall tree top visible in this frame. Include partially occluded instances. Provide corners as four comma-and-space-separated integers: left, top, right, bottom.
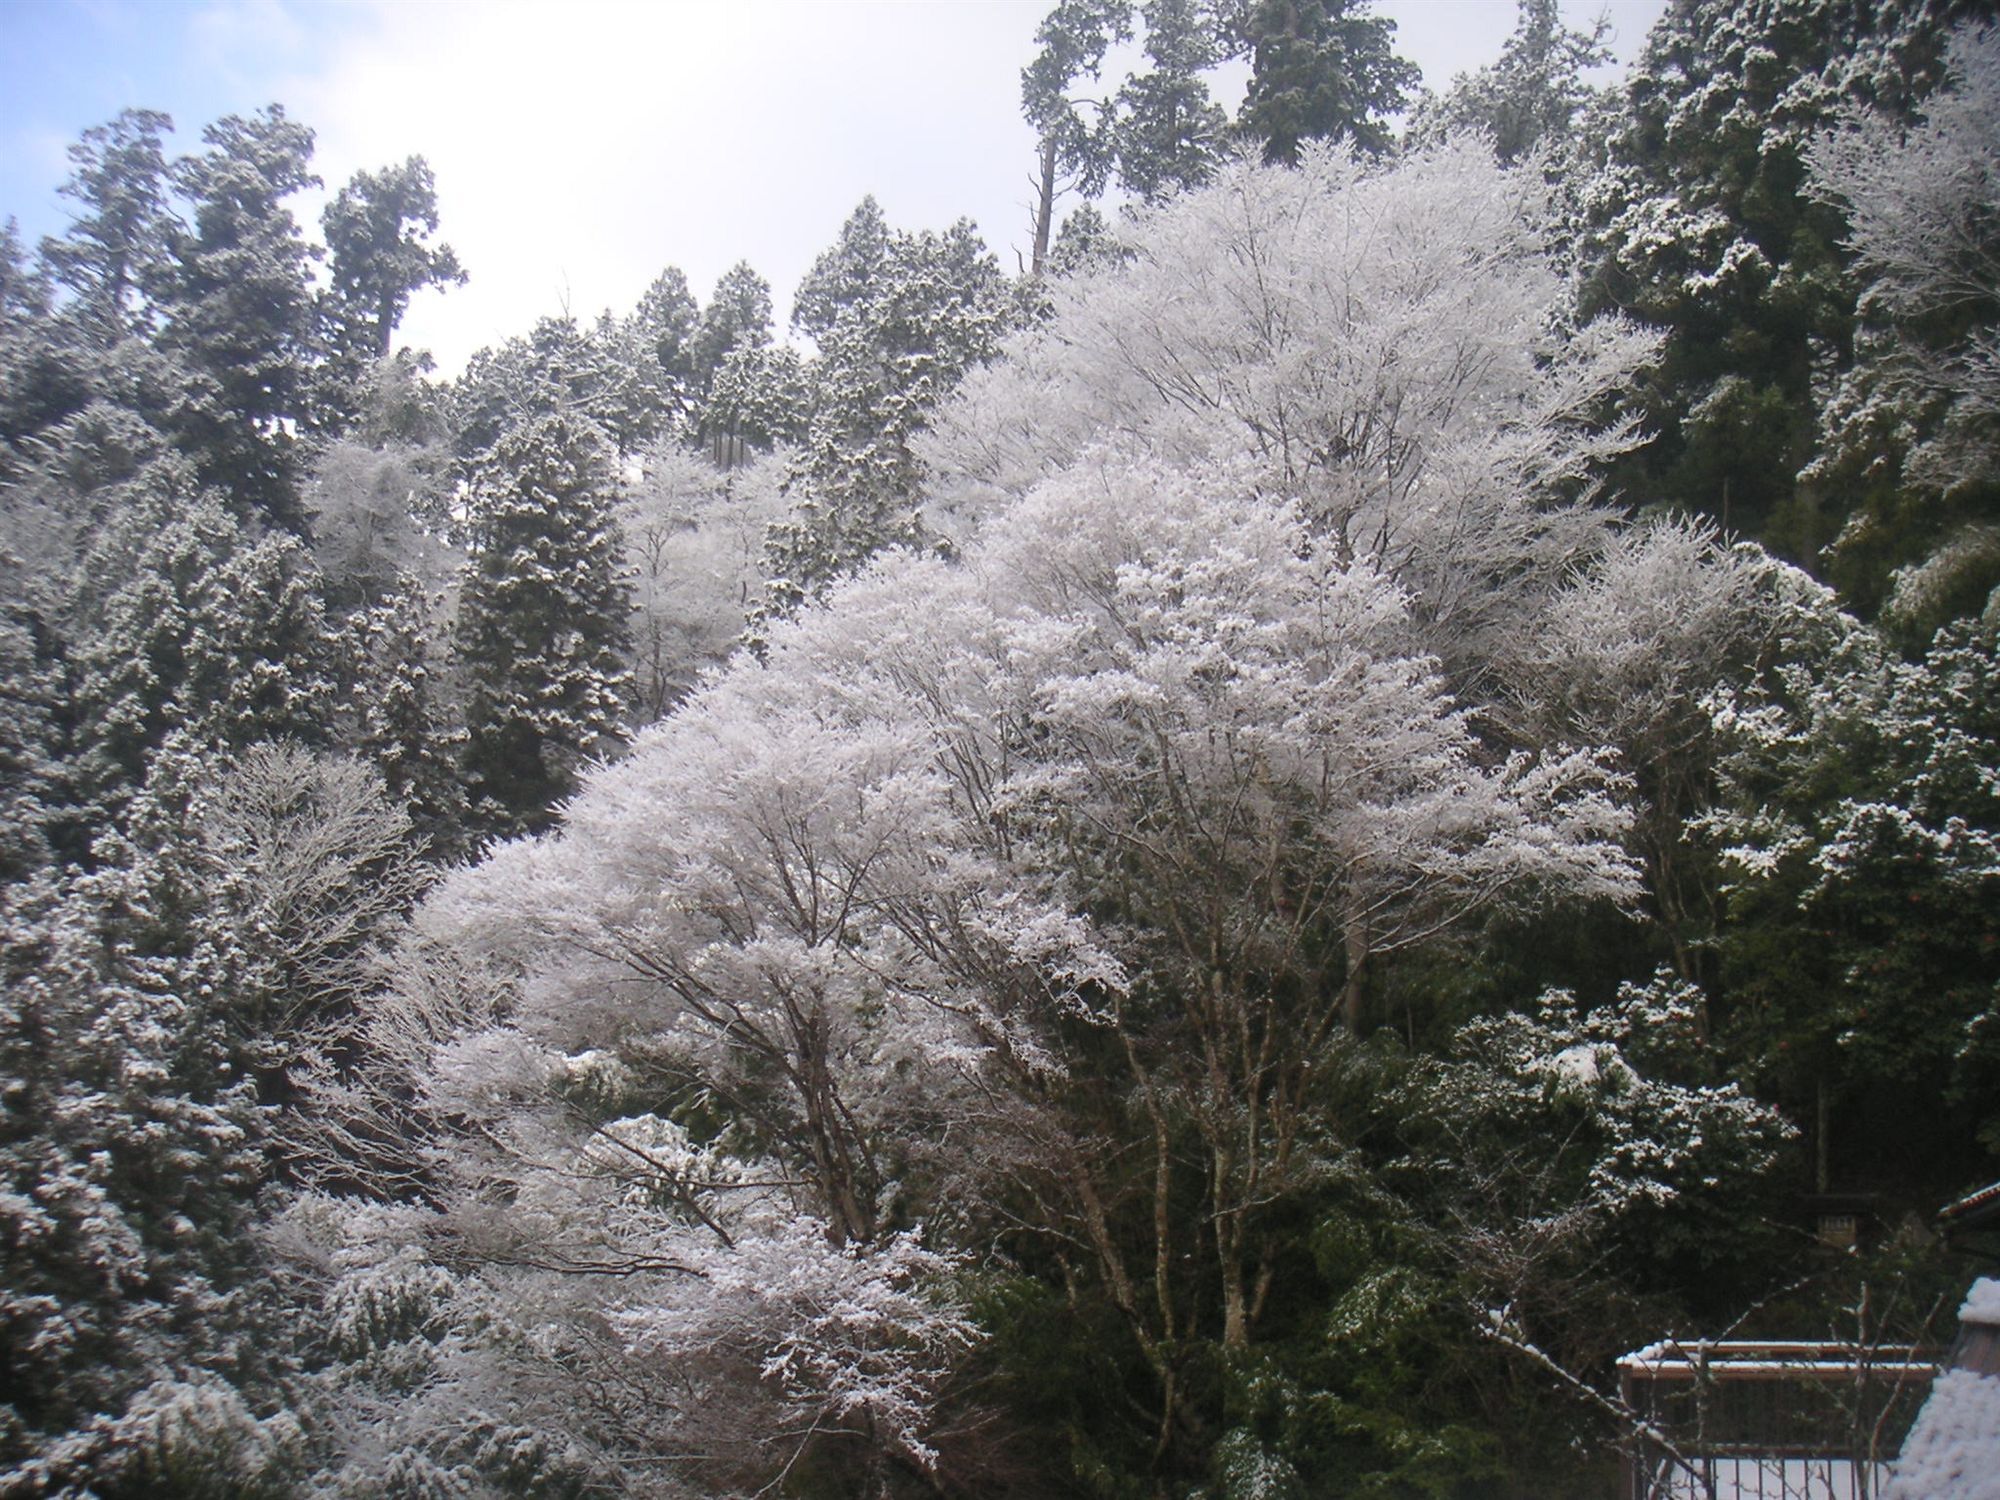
792, 196, 893, 340
1233, 0, 1420, 162
40, 108, 175, 343
322, 156, 466, 363
691, 261, 774, 390
1409, 0, 1614, 163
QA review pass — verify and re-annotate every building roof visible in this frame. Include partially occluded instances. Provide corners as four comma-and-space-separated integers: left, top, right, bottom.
1939, 1180, 2000, 1229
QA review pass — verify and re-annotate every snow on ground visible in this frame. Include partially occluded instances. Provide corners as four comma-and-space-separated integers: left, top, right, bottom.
1651, 1457, 1885, 1499
1885, 1280, 2000, 1500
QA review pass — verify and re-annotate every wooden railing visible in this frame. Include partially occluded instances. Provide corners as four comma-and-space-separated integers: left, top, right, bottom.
1615, 1341, 1938, 1500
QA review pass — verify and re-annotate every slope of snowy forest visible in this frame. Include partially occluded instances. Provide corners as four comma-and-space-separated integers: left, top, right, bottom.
2, 1, 1998, 1495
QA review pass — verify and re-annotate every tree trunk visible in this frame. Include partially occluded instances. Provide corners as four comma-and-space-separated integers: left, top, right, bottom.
1031, 135, 1059, 278
1341, 908, 1370, 1034
1220, 1223, 1250, 1349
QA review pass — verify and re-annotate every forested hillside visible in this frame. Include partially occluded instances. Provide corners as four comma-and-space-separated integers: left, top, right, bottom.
1, 1, 1997, 1495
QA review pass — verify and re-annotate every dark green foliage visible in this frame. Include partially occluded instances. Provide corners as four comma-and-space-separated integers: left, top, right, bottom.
689, 260, 775, 391
39, 109, 175, 347
630, 266, 701, 391
316, 157, 465, 437
1708, 620, 2000, 1188
1046, 202, 1123, 278
1232, 0, 1420, 162
1579, 0, 1995, 562
1023, 0, 1412, 206
793, 196, 895, 342
321, 157, 465, 366
0, 221, 107, 489
1802, 21, 2000, 627
1114, 0, 1231, 201
70, 470, 338, 821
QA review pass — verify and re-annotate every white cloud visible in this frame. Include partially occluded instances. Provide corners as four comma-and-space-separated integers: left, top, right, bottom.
281, 0, 1048, 372
244, 0, 1663, 374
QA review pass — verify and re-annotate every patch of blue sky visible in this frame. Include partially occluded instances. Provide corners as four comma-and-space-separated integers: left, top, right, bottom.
0, 0, 361, 243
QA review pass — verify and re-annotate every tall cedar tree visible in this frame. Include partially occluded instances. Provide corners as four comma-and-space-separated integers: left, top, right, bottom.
1234, 0, 1421, 161
156, 107, 321, 533
320, 156, 465, 366
1114, 0, 1231, 202
39, 109, 175, 347
762, 206, 1011, 615
458, 413, 633, 839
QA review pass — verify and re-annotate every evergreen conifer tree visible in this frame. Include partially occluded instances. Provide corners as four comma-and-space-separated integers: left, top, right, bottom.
762, 215, 1010, 616
341, 587, 467, 857
71, 469, 338, 827
156, 107, 321, 533
1579, 0, 1991, 565
1233, 0, 1420, 161
457, 413, 633, 838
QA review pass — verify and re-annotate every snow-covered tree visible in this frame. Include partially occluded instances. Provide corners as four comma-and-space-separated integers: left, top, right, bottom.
0, 614, 64, 882
1805, 21, 2000, 629
338, 587, 468, 853
628, 264, 701, 399
156, 106, 321, 532
70, 466, 338, 823
921, 137, 1658, 693
618, 442, 787, 717
450, 314, 627, 462
291, 580, 1117, 1486
1400, 972, 1792, 1307
341, 423, 1650, 1488
38, 108, 175, 347
693, 340, 808, 462
1407, 0, 1613, 164
689, 260, 775, 391
951, 454, 1640, 1437
456, 413, 633, 838
188, 743, 426, 1076
762, 210, 1012, 614
1704, 617, 2000, 1193
304, 438, 457, 611
0, 864, 280, 1491
1577, 0, 1980, 557
1520, 520, 1854, 976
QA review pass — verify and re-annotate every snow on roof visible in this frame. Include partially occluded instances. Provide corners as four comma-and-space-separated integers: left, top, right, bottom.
1963, 1279, 2000, 1329
1618, 1340, 1934, 1375
1887, 1368, 2000, 1500
1941, 1180, 2000, 1223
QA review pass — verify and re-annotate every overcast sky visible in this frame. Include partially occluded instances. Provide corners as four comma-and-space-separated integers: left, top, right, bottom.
1, 0, 1666, 373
